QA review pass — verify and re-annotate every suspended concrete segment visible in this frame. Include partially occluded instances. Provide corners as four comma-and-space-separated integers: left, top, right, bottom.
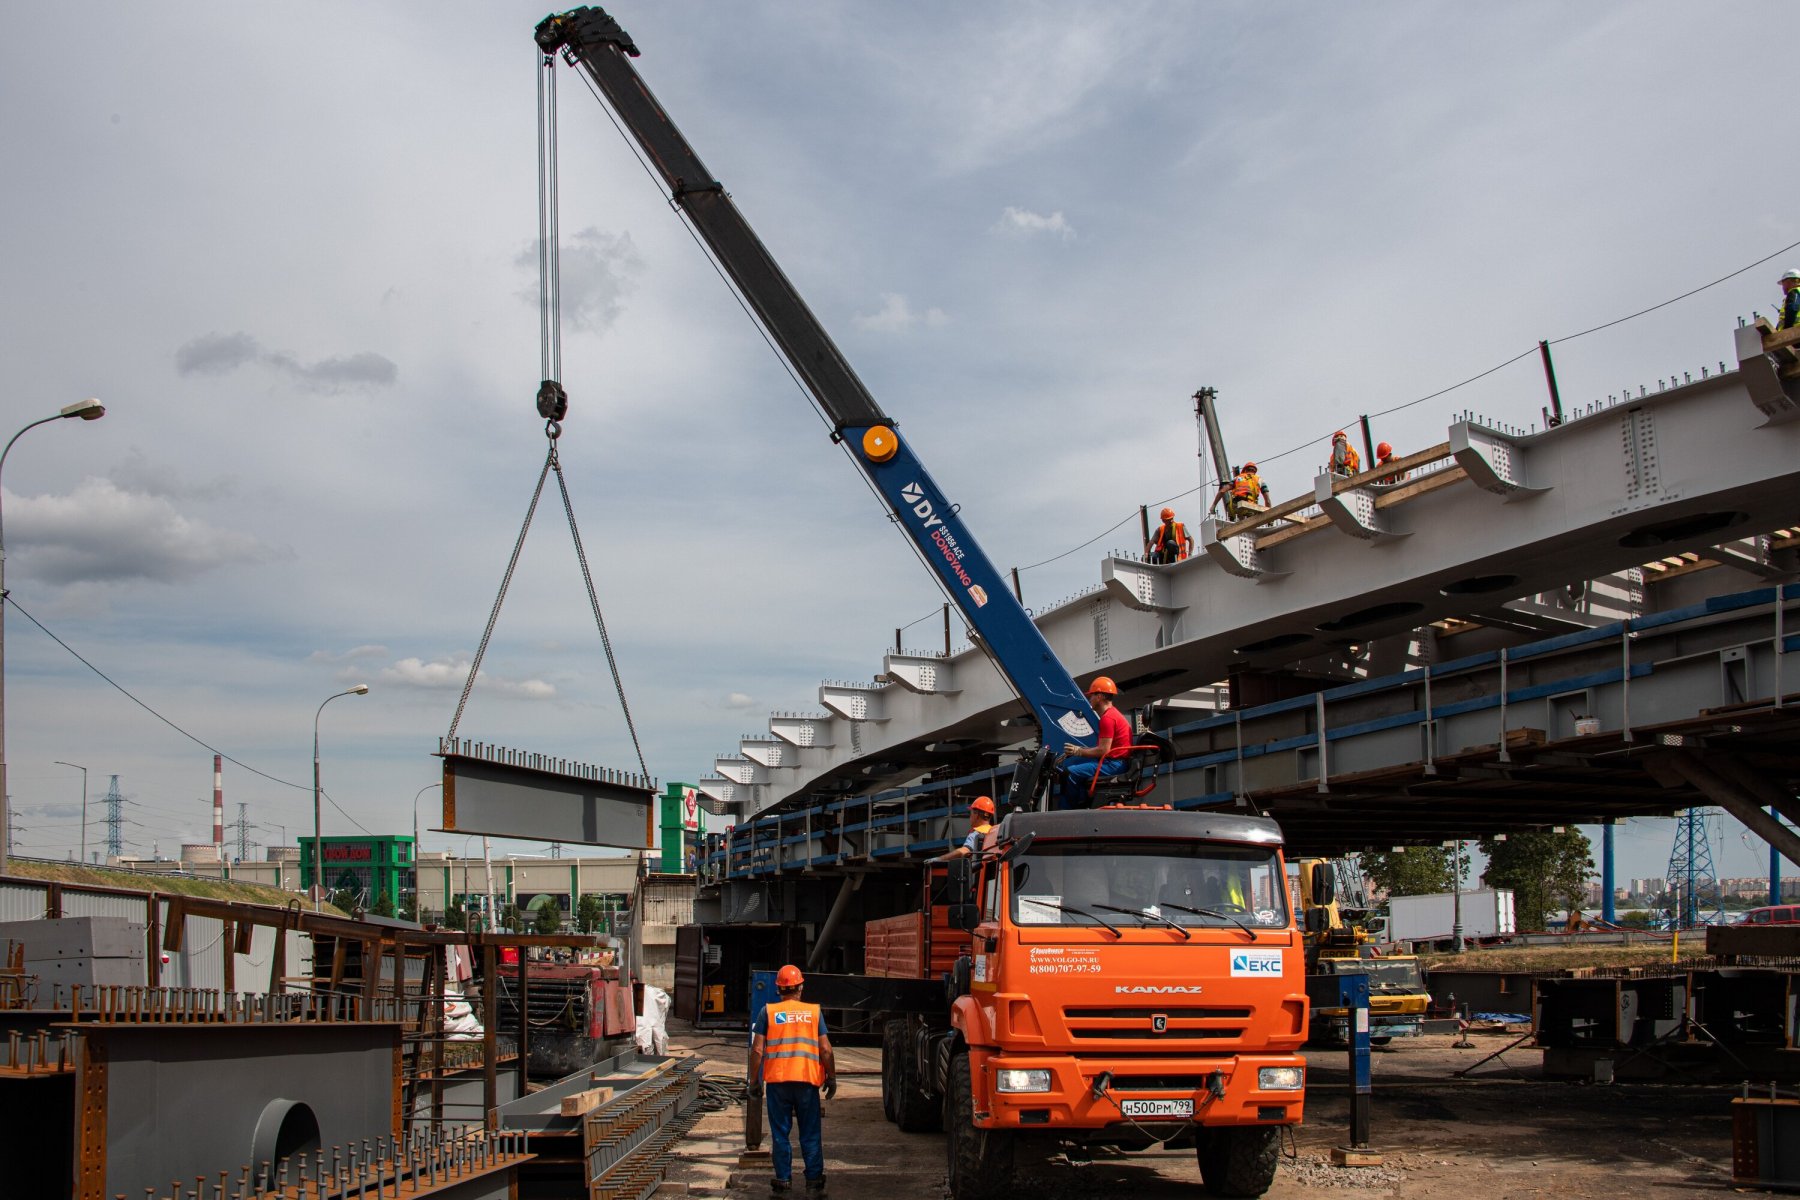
700, 337, 1800, 820
437, 739, 656, 848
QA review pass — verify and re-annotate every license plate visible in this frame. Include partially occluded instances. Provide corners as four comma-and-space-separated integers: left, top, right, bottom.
1121, 1098, 1194, 1118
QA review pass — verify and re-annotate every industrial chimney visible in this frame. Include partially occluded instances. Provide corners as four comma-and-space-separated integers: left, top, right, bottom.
212, 754, 224, 859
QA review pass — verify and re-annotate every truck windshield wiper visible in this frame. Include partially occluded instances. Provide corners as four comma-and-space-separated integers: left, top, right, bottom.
1026, 900, 1122, 937
1093, 903, 1191, 940
1158, 900, 1256, 939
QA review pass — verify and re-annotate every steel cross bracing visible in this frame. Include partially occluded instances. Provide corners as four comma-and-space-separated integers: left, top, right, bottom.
701, 581, 1800, 878
699, 343, 1800, 821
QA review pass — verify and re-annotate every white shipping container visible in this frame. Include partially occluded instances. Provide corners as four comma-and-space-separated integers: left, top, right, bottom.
1387, 889, 1515, 943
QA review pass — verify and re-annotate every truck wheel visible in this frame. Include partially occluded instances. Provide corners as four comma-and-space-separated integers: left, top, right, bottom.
1196, 1126, 1280, 1197
893, 1026, 939, 1132
943, 1052, 1013, 1200
881, 1019, 904, 1123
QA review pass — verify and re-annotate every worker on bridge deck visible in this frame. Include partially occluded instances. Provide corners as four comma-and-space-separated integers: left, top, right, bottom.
1210, 463, 1270, 522
1330, 431, 1361, 477
1374, 441, 1402, 484
749, 964, 836, 1194
930, 795, 995, 863
1146, 506, 1193, 564
1780, 269, 1800, 331
1057, 676, 1132, 809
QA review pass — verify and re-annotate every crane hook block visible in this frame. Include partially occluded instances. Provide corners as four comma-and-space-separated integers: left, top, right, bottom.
861, 425, 898, 463
536, 380, 569, 423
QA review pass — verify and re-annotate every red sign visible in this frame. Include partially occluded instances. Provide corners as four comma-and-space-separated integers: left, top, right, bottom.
324, 845, 373, 862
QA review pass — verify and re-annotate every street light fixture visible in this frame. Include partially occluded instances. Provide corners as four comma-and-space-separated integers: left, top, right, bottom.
52, 761, 87, 863
312, 684, 369, 911
413, 782, 442, 852
0, 399, 107, 862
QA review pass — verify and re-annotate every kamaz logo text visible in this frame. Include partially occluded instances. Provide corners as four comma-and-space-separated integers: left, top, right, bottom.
1115, 985, 1203, 994
900, 482, 943, 529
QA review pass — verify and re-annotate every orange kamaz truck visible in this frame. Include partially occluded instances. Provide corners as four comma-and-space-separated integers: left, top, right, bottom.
856, 807, 1316, 1199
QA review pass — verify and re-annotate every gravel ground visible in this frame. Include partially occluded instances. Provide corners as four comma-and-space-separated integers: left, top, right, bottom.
662, 1031, 1755, 1199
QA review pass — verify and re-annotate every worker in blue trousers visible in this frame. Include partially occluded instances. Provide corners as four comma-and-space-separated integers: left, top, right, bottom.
748, 964, 837, 1195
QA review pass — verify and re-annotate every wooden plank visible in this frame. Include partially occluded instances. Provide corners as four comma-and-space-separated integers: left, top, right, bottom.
1217, 441, 1454, 540
1375, 465, 1468, 508
559, 1086, 615, 1116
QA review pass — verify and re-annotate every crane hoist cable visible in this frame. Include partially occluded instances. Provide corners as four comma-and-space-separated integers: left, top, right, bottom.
442, 49, 648, 782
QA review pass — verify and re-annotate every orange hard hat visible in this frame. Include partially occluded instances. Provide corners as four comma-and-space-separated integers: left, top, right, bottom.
970, 795, 995, 816
1333, 430, 1347, 441
1376, 441, 1393, 457
1242, 461, 1256, 473
776, 964, 804, 988
1160, 507, 1174, 521
1086, 676, 1119, 696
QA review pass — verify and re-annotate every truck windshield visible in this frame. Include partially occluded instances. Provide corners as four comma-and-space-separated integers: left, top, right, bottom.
1010, 841, 1288, 931
1318, 959, 1424, 991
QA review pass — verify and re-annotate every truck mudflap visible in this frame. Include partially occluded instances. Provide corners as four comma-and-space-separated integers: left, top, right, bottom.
970, 1049, 1306, 1131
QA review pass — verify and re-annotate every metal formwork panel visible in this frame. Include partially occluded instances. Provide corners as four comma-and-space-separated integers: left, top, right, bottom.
58, 890, 151, 923
0, 881, 48, 922
77, 1020, 401, 1200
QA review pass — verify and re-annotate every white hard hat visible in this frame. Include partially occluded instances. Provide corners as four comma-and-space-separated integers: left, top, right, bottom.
1782, 269, 1800, 283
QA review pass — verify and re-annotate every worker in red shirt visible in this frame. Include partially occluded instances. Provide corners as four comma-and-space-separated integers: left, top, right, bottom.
1056, 677, 1132, 809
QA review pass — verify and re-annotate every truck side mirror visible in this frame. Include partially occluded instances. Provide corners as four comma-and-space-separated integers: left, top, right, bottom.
1303, 907, 1330, 934
1310, 867, 1336, 908
946, 856, 972, 903
949, 903, 981, 932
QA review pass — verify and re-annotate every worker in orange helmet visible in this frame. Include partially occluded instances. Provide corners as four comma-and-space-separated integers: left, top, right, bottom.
1211, 461, 1271, 522
1330, 431, 1361, 477
1145, 506, 1193, 564
749, 963, 836, 1194
931, 795, 996, 863
1056, 677, 1133, 809
1373, 441, 1403, 484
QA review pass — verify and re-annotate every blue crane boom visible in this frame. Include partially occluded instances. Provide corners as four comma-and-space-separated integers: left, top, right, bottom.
534, 8, 1099, 761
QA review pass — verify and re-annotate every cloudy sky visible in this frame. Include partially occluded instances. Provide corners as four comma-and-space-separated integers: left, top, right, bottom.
1, 2, 1791, 883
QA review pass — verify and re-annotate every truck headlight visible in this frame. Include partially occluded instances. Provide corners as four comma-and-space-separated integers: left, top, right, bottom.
995, 1069, 1053, 1093
1258, 1067, 1304, 1090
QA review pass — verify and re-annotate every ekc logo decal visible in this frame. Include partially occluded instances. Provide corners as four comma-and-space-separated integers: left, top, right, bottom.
1229, 951, 1283, 977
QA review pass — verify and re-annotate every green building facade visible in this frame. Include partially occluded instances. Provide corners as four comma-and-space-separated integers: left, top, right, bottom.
300, 834, 415, 906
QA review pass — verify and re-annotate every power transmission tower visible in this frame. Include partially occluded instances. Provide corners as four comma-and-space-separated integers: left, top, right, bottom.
232, 802, 251, 862
550, 842, 562, 859
103, 775, 125, 859
1664, 808, 1723, 928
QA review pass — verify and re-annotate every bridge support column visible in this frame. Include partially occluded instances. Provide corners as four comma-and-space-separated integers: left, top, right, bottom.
1654, 752, 1800, 869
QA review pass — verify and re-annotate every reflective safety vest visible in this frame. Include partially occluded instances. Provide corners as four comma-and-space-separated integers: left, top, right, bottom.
1374, 455, 1401, 484
1782, 289, 1800, 331
1230, 472, 1262, 501
1333, 444, 1361, 475
1151, 520, 1188, 559
762, 1000, 826, 1086
963, 821, 993, 852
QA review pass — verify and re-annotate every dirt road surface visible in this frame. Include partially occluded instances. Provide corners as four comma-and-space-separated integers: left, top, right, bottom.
663, 1030, 1761, 1198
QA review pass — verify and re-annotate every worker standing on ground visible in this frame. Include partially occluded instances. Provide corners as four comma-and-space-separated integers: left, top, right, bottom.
1374, 441, 1402, 484
1209, 462, 1270, 522
1780, 269, 1800, 331
1146, 507, 1193, 564
1330, 431, 1361, 477
748, 965, 836, 1195
1057, 676, 1132, 808
930, 795, 995, 862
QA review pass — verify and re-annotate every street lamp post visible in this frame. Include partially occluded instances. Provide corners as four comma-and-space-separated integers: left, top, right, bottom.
0, 399, 105, 862
52, 761, 87, 863
312, 684, 369, 910
413, 782, 442, 852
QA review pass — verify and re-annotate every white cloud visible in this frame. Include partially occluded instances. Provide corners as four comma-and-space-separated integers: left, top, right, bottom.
515, 228, 643, 334
853, 293, 948, 333
309, 644, 390, 664
6, 478, 277, 585
174, 331, 398, 392
723, 692, 756, 710
993, 206, 1075, 241
377, 656, 555, 700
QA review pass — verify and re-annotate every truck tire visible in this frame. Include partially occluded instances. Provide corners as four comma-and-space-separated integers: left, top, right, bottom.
892, 1025, 939, 1132
1197, 1127, 1281, 1197
943, 1052, 1013, 1200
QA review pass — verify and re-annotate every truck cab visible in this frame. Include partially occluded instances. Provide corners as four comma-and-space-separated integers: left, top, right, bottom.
885, 807, 1310, 1198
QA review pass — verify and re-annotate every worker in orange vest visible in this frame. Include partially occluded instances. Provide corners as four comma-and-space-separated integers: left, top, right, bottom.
1209, 463, 1270, 521
1146, 507, 1193, 564
749, 964, 836, 1194
931, 795, 995, 862
1330, 431, 1361, 477
1373, 441, 1403, 484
